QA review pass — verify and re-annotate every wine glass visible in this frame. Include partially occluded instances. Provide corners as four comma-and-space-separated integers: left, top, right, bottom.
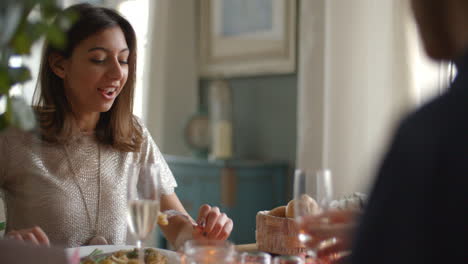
294, 169, 358, 264
127, 163, 160, 262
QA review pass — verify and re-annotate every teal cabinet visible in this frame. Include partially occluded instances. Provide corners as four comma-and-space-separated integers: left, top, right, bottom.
164, 155, 288, 244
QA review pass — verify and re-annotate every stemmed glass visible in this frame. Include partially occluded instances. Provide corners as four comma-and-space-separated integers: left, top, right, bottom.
294, 169, 358, 264
127, 163, 160, 262
293, 169, 336, 262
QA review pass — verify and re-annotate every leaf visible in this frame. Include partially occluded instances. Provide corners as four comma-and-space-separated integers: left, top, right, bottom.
0, 222, 5, 231
10, 96, 36, 131
46, 23, 66, 49
4, 97, 12, 125
58, 9, 79, 31
28, 22, 49, 43
0, 114, 7, 132
8, 66, 31, 85
88, 249, 104, 257
0, 69, 10, 94
39, 1, 61, 21
11, 30, 32, 55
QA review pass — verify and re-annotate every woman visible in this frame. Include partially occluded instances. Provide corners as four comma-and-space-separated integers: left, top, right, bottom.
0, 3, 233, 248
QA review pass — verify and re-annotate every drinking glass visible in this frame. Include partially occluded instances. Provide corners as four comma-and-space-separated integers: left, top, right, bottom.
293, 169, 336, 261
126, 163, 160, 261
294, 169, 358, 264
239, 251, 271, 264
272, 255, 303, 264
181, 240, 236, 264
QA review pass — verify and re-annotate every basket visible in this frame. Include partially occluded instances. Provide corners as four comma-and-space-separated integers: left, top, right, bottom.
255, 211, 306, 255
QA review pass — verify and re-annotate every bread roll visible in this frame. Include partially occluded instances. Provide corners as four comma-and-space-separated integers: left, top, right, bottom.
268, 205, 286, 217
286, 195, 320, 218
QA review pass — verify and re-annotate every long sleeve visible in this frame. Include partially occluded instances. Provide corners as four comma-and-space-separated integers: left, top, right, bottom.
352, 117, 437, 264
351, 62, 468, 264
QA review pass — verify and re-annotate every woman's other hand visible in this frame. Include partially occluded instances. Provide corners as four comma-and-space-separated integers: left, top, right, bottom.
193, 204, 233, 240
6, 226, 50, 246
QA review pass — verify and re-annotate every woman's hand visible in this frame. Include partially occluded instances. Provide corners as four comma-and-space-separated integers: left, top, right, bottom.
6, 226, 50, 246
193, 204, 233, 241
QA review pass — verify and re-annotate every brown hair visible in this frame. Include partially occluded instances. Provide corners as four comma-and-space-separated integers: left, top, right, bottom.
33, 3, 143, 152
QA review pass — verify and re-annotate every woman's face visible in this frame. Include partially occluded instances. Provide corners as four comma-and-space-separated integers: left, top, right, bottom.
61, 26, 129, 115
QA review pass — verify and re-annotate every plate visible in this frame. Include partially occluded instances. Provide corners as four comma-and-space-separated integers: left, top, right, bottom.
65, 245, 180, 264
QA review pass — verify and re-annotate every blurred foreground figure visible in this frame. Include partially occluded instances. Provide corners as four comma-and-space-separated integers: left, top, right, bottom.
0, 239, 67, 264
352, 0, 468, 263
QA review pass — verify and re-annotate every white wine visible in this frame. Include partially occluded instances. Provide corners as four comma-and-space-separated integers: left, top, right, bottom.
127, 199, 160, 240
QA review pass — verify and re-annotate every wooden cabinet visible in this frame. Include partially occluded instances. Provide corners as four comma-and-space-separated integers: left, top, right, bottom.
163, 155, 289, 244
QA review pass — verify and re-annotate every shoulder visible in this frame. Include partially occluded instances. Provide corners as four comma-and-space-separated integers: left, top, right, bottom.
130, 116, 163, 157
132, 115, 152, 142
396, 86, 468, 145
377, 87, 468, 180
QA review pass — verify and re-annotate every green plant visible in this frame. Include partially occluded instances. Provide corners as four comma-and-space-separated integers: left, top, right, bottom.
0, 0, 76, 131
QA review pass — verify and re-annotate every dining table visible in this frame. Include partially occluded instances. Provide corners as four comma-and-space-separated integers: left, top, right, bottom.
66, 242, 260, 264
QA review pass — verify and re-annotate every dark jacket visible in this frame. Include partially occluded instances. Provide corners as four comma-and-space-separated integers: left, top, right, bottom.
352, 50, 468, 264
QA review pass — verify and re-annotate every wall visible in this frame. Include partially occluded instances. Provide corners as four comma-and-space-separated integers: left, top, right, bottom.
200, 74, 297, 167
144, 0, 198, 156
298, 0, 420, 197
144, 1, 298, 165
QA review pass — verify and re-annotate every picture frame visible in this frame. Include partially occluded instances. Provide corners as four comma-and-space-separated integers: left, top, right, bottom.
199, 0, 296, 78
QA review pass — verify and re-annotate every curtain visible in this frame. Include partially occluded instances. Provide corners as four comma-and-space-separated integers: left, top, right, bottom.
297, 0, 444, 197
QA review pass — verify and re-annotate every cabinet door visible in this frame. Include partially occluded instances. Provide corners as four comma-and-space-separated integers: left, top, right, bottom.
167, 161, 288, 245
171, 165, 223, 219
229, 166, 287, 244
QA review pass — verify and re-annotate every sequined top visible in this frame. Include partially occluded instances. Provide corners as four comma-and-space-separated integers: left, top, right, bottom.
0, 123, 177, 247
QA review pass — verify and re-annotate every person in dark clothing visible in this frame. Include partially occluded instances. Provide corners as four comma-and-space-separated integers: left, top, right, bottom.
351, 0, 468, 263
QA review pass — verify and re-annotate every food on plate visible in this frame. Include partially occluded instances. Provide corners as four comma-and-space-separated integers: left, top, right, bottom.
157, 213, 168, 226
81, 248, 167, 264
268, 205, 286, 217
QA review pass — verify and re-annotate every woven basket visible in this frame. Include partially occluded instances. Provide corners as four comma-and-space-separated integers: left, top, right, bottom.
256, 211, 306, 255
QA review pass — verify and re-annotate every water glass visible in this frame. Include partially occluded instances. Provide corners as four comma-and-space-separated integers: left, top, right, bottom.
181, 240, 236, 264
239, 251, 271, 264
294, 168, 334, 257
272, 255, 303, 264
294, 169, 357, 263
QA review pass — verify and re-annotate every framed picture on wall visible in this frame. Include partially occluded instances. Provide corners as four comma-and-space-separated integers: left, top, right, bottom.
199, 0, 296, 78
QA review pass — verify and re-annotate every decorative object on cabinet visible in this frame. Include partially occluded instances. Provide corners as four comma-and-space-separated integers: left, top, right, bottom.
209, 79, 233, 160
199, 0, 297, 78
184, 109, 210, 159
164, 155, 289, 244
